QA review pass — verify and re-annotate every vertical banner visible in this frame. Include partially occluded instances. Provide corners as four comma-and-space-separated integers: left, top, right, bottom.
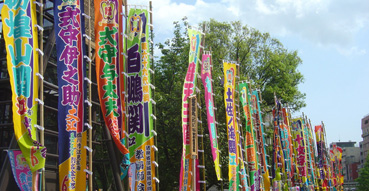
126, 8, 155, 190
252, 91, 271, 190
239, 82, 258, 191
292, 120, 308, 188
282, 108, 295, 185
54, 0, 87, 189
200, 53, 221, 180
94, 0, 128, 154
2, 0, 46, 172
179, 28, 202, 191
223, 61, 240, 190
8, 150, 38, 191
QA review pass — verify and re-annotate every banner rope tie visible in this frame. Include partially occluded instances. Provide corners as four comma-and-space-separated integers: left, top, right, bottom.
197, 134, 203, 137
36, 73, 44, 80
83, 34, 91, 41
34, 124, 44, 131
197, 165, 205, 168
33, 1, 43, 7
34, 24, 44, 31
152, 161, 159, 167
84, 77, 92, 84
35, 98, 44, 105
84, 146, 93, 153
84, 123, 92, 130
150, 114, 156, 120
123, 131, 129, 137
121, 72, 129, 78
151, 145, 158, 152
153, 177, 160, 183
151, 130, 157, 136
36, 48, 44, 56
81, 13, 91, 19
148, 68, 155, 74
198, 180, 206, 184
84, 169, 93, 175
84, 55, 92, 63
84, 100, 92, 107
149, 83, 155, 90
150, 98, 156, 105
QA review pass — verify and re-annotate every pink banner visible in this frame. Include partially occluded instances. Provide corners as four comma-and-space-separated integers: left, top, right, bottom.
8, 150, 38, 191
200, 53, 221, 180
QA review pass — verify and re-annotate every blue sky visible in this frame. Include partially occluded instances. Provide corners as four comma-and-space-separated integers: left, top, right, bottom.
133, 0, 369, 145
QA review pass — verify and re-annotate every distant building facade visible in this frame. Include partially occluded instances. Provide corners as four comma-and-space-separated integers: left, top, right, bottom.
330, 141, 360, 188
361, 115, 369, 167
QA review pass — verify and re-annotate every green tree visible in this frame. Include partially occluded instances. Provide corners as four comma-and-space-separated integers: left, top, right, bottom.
155, 18, 306, 189
356, 154, 369, 190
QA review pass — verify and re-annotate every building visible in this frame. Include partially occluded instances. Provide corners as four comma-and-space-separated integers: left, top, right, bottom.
330, 141, 360, 189
361, 114, 369, 167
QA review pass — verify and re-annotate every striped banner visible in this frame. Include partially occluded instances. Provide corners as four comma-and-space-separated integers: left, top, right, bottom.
223, 61, 240, 190
200, 53, 221, 180
179, 28, 202, 191
126, 8, 155, 190
239, 82, 258, 191
2, 0, 46, 172
54, 0, 87, 189
94, 0, 128, 156
252, 91, 271, 190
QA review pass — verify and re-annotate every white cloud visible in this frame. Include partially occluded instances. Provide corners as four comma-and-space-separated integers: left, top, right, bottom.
134, 0, 369, 54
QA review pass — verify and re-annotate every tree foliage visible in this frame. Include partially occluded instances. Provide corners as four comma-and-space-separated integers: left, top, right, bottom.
155, 18, 305, 190
356, 154, 369, 191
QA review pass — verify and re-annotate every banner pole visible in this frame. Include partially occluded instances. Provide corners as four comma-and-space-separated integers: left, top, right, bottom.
200, 24, 206, 191
38, 0, 45, 189
149, 1, 159, 190
123, 0, 128, 189
87, 0, 93, 188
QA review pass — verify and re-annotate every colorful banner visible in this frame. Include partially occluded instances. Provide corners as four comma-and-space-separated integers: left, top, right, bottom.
179, 28, 202, 191
126, 8, 156, 190
54, 0, 87, 189
8, 150, 38, 191
292, 119, 308, 188
2, 0, 46, 172
252, 91, 271, 190
239, 82, 258, 191
223, 61, 240, 190
200, 53, 221, 180
94, 0, 128, 154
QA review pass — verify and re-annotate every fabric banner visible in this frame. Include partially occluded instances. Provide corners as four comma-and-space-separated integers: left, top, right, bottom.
54, 0, 87, 189
252, 91, 270, 190
292, 119, 308, 188
223, 61, 240, 190
126, 8, 155, 190
2, 0, 46, 172
95, 0, 128, 154
281, 108, 295, 185
200, 53, 221, 180
239, 82, 258, 191
8, 150, 38, 191
179, 28, 202, 191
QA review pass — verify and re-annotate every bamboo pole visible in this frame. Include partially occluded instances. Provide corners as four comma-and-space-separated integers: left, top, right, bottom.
123, 0, 128, 189
149, 2, 159, 190
200, 24, 206, 191
87, 0, 93, 188
38, 0, 45, 189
